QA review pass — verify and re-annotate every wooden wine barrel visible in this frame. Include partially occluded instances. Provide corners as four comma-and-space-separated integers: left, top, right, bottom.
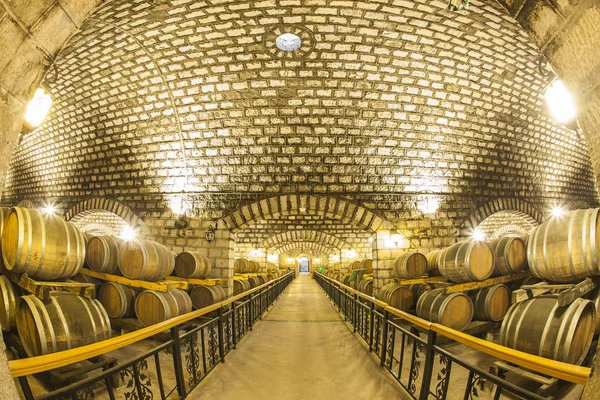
425, 250, 442, 276
342, 276, 350, 286
393, 252, 428, 279
528, 208, 600, 282
378, 283, 414, 311
588, 289, 600, 335
233, 279, 251, 295
82, 232, 94, 246
174, 252, 212, 278
234, 258, 249, 273
190, 285, 227, 310
358, 280, 373, 296
488, 236, 526, 276
256, 275, 266, 285
16, 292, 111, 357
2, 207, 86, 280
408, 283, 434, 303
0, 276, 20, 331
248, 276, 262, 289
350, 261, 361, 270
118, 239, 175, 281
500, 296, 595, 364
416, 289, 474, 331
470, 284, 511, 322
98, 282, 136, 319
509, 275, 543, 291
0, 207, 9, 249
438, 240, 495, 283
360, 259, 373, 274
86, 236, 123, 274
135, 288, 192, 327
247, 260, 259, 273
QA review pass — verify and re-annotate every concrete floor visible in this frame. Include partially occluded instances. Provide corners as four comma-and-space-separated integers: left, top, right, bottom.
188, 274, 408, 400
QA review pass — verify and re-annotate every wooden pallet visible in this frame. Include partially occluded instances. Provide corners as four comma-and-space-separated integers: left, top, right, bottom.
166, 275, 227, 286
444, 271, 531, 294
513, 278, 596, 305
80, 268, 188, 292
1, 267, 95, 300
490, 360, 557, 399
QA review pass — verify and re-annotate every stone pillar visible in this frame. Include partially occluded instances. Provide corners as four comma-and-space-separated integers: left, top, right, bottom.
207, 223, 235, 297
372, 229, 410, 297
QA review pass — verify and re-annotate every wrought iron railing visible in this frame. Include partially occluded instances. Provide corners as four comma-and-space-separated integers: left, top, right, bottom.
315, 272, 590, 400
10, 272, 295, 399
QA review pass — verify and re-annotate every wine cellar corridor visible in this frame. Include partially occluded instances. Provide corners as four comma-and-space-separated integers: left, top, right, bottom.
2, 0, 600, 399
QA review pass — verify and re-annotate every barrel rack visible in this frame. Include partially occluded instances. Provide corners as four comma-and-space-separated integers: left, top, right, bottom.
513, 277, 596, 305
80, 268, 189, 292
0, 266, 95, 300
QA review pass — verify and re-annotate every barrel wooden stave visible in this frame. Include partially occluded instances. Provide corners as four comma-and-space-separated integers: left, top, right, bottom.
425, 250, 442, 276
233, 279, 251, 295
528, 208, 600, 283
488, 236, 526, 276
2, 207, 86, 280
234, 258, 249, 273
174, 252, 212, 278
86, 236, 123, 274
500, 296, 595, 364
357, 280, 373, 296
416, 288, 474, 331
379, 283, 414, 311
98, 282, 137, 319
190, 285, 227, 310
408, 283, 434, 304
470, 284, 511, 321
135, 288, 192, 326
393, 252, 428, 279
16, 292, 111, 357
359, 259, 373, 274
438, 240, 495, 283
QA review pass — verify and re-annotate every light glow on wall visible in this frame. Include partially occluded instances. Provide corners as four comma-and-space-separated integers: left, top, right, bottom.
24, 88, 52, 127
329, 254, 340, 262
472, 229, 485, 241
169, 195, 189, 215
545, 80, 576, 123
417, 196, 440, 214
267, 254, 278, 263
342, 249, 358, 259
551, 206, 565, 218
249, 248, 264, 258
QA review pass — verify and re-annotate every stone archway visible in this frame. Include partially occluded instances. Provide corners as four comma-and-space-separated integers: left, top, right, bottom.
460, 198, 544, 236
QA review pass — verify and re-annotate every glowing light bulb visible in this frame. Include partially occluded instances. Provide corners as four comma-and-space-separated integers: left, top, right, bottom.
545, 80, 576, 123
169, 196, 188, 215
41, 204, 56, 215
287, 257, 294, 263
472, 229, 485, 242
120, 226, 136, 242
24, 88, 52, 127
552, 206, 565, 217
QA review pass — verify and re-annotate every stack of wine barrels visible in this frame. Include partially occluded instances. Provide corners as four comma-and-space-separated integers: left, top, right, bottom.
393, 252, 428, 279
0, 276, 20, 332
500, 296, 595, 364
528, 208, 600, 282
378, 283, 414, 311
248, 276, 262, 288
350, 260, 361, 270
16, 292, 111, 356
135, 288, 192, 326
234, 279, 251, 295
425, 250, 442, 276
174, 251, 212, 278
437, 240, 495, 283
98, 282, 137, 319
488, 236, 526, 276
86, 235, 123, 274
469, 284, 511, 322
190, 285, 227, 310
2, 207, 86, 280
118, 238, 175, 281
357, 279, 373, 296
416, 289, 474, 331
234, 258, 259, 273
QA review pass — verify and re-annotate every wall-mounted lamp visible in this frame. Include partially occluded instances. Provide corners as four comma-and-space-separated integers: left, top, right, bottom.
22, 88, 53, 135
204, 228, 215, 243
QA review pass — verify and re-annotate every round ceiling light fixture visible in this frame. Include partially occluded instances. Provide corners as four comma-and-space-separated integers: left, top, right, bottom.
275, 32, 302, 52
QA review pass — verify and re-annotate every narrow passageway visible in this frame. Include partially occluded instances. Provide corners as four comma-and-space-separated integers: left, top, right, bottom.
190, 274, 406, 399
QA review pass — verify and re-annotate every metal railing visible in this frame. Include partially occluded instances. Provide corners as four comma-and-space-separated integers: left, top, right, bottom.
11, 272, 295, 399
314, 272, 591, 400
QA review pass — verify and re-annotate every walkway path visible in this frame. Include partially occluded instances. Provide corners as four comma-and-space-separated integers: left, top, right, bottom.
189, 274, 406, 400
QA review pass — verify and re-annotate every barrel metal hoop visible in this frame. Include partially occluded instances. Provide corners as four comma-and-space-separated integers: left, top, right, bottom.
13, 208, 25, 270
51, 296, 72, 350
114, 283, 127, 318
589, 209, 599, 274
90, 298, 111, 340
464, 241, 475, 281
539, 299, 560, 358
483, 287, 492, 321
77, 295, 100, 342
59, 218, 72, 278
21, 296, 52, 356
560, 299, 591, 365
0, 278, 13, 330
513, 299, 536, 350
542, 218, 553, 281
528, 226, 538, 277
503, 237, 511, 274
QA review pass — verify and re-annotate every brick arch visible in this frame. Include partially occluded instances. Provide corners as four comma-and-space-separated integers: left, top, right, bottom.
262, 230, 349, 252
222, 195, 394, 233
275, 243, 338, 256
460, 198, 544, 235
65, 198, 152, 239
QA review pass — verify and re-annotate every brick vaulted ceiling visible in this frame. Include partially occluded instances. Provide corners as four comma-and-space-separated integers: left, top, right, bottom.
1, 0, 599, 249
